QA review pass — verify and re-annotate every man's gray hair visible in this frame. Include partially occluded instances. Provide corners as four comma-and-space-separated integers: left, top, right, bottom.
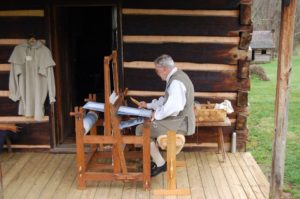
154, 54, 175, 69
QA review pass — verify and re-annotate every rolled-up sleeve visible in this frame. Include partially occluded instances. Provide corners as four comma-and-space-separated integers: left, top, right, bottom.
154, 80, 186, 120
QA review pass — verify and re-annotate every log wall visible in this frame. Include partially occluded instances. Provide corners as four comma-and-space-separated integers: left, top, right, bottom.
0, 0, 252, 151
0, 3, 51, 148
122, 0, 253, 151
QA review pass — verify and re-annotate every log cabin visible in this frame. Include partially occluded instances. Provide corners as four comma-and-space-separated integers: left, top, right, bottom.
250, 30, 275, 63
0, 0, 252, 152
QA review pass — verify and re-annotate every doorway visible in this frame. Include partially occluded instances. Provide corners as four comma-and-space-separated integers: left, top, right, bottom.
53, 6, 116, 146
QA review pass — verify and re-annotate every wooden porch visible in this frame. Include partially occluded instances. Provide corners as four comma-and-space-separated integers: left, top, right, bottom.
0, 151, 269, 199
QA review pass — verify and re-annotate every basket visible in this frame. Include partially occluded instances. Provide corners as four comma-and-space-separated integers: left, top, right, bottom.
194, 103, 227, 122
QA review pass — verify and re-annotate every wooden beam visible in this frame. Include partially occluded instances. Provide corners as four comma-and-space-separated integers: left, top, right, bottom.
124, 61, 236, 72
0, 39, 46, 45
0, 124, 18, 133
236, 113, 247, 130
0, 64, 10, 72
123, 36, 240, 44
239, 32, 252, 50
122, 9, 239, 17
0, 116, 49, 123
127, 90, 237, 100
240, 1, 252, 25
237, 90, 248, 107
270, 0, 297, 198
237, 60, 250, 78
0, 90, 9, 97
3, 144, 50, 149
0, 164, 2, 199
0, 10, 44, 17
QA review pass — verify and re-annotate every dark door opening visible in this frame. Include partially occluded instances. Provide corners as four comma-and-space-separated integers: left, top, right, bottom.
54, 6, 114, 146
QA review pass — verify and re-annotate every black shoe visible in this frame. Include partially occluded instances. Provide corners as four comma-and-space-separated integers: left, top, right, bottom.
151, 161, 157, 170
151, 162, 167, 177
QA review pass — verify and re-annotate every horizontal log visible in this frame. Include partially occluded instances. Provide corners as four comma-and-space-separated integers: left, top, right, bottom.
0, 17, 46, 38
0, 90, 9, 97
124, 61, 236, 71
3, 144, 50, 149
122, 9, 239, 17
123, 36, 240, 44
0, 45, 14, 63
13, 122, 50, 145
0, 10, 44, 17
122, 0, 241, 10
127, 90, 237, 100
126, 95, 239, 118
0, 116, 49, 123
191, 126, 235, 143
0, 64, 10, 72
0, 39, 46, 45
240, 0, 253, 4
123, 15, 245, 37
0, 124, 17, 132
124, 68, 242, 92
123, 43, 243, 64
0, 98, 18, 116
0, 74, 9, 90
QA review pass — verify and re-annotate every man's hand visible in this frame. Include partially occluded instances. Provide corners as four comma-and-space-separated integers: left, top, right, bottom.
138, 101, 147, 109
151, 111, 156, 121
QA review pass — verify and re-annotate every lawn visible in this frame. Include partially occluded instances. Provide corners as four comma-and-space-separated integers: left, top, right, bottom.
248, 48, 300, 198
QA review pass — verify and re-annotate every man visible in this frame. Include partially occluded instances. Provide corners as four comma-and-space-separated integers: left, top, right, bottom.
135, 54, 195, 177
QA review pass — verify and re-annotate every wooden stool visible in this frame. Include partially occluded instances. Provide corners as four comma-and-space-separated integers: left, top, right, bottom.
153, 131, 191, 196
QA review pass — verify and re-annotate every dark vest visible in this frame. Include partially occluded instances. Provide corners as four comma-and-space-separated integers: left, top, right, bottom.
162, 69, 195, 135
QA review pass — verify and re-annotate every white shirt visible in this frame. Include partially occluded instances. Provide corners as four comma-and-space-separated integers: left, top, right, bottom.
147, 67, 187, 120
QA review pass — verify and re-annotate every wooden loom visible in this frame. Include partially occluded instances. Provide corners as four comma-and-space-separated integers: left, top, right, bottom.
70, 51, 151, 189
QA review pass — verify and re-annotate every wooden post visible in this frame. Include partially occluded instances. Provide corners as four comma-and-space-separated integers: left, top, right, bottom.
0, 163, 3, 199
270, 0, 297, 198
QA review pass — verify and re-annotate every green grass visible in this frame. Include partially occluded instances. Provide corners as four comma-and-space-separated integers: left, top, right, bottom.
248, 48, 300, 198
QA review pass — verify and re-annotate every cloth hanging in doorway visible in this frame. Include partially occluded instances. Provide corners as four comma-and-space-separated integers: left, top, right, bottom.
8, 40, 56, 121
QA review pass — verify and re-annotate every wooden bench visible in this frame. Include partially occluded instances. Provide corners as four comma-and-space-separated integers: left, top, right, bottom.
196, 117, 231, 162
0, 124, 18, 152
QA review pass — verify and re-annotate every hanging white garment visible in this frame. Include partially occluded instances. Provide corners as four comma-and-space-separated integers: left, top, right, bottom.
8, 40, 56, 121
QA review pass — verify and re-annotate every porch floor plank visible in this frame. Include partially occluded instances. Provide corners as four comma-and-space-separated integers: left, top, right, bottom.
11, 153, 53, 199
219, 153, 248, 199
227, 153, 257, 199
206, 152, 233, 199
0, 152, 270, 199
185, 152, 205, 199
197, 152, 220, 199
176, 152, 190, 199
25, 154, 65, 199
3, 152, 33, 188
51, 156, 77, 199
39, 155, 75, 199
240, 152, 270, 198
4, 153, 48, 199
234, 153, 266, 199
94, 181, 111, 199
